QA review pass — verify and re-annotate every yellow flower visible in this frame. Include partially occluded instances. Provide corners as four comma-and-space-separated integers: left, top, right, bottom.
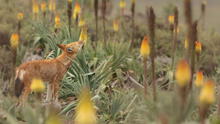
131, 0, 136, 4
202, 1, 207, 5
195, 41, 202, 53
73, 2, 81, 19
175, 60, 191, 87
174, 27, 180, 33
195, 71, 204, 87
10, 33, 19, 49
119, 0, 126, 9
54, 15, 61, 29
41, 1, 47, 13
46, 114, 62, 124
113, 19, 119, 32
74, 87, 97, 124
184, 38, 188, 49
79, 26, 88, 44
140, 36, 150, 58
78, 18, 85, 27
68, 0, 72, 4
33, 2, 39, 14
49, 0, 56, 12
199, 80, 215, 105
168, 15, 174, 24
30, 78, 45, 92
17, 12, 24, 21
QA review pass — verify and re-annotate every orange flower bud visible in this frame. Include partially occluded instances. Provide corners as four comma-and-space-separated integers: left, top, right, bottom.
168, 15, 174, 24
195, 41, 202, 53
184, 38, 188, 49
17, 12, 24, 21
79, 26, 88, 44
49, 0, 56, 11
113, 19, 119, 32
199, 80, 215, 105
119, 0, 126, 9
174, 27, 180, 34
140, 36, 150, 58
131, 0, 136, 4
175, 60, 191, 87
68, 0, 72, 3
10, 33, 19, 49
46, 114, 62, 124
195, 71, 204, 87
33, 2, 39, 14
73, 2, 81, 19
41, 1, 47, 13
54, 15, 61, 29
75, 87, 97, 124
78, 18, 86, 27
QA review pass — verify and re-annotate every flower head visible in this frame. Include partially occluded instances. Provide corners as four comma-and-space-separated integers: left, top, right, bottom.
10, 33, 19, 49
168, 15, 174, 24
54, 15, 61, 29
78, 18, 85, 27
17, 12, 24, 21
131, 0, 136, 4
68, 0, 72, 4
74, 87, 97, 124
30, 78, 45, 92
174, 27, 180, 33
195, 41, 202, 53
202, 1, 207, 5
41, 1, 47, 13
140, 36, 150, 58
113, 19, 119, 32
79, 26, 88, 44
46, 114, 62, 124
73, 2, 81, 19
49, 0, 56, 11
199, 80, 215, 105
195, 71, 204, 87
184, 38, 188, 49
33, 2, 39, 14
175, 60, 191, 87
119, 0, 126, 9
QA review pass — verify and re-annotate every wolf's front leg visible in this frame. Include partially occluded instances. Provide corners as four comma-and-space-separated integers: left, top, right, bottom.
46, 83, 52, 103
50, 75, 60, 102
52, 81, 59, 102
51, 78, 62, 109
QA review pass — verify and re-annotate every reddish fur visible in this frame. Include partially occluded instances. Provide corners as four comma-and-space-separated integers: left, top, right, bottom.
15, 41, 83, 103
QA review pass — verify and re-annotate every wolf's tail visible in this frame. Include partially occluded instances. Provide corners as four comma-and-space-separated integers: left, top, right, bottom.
14, 77, 24, 97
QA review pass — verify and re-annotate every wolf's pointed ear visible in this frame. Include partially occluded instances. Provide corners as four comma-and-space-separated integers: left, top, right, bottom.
57, 44, 66, 50
78, 40, 84, 45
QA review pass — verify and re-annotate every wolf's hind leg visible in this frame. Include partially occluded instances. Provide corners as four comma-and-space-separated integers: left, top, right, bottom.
17, 86, 30, 105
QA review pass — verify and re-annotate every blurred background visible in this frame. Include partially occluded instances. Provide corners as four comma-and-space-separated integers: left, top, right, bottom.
112, 0, 220, 32
0, 0, 219, 34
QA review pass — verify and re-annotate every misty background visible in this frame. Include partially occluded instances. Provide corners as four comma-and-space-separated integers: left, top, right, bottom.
113, 0, 220, 32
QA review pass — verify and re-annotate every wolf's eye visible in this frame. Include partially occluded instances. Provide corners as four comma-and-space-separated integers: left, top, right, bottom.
66, 47, 73, 52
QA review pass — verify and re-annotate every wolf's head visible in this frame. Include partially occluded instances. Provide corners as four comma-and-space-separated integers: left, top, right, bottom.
57, 40, 84, 58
